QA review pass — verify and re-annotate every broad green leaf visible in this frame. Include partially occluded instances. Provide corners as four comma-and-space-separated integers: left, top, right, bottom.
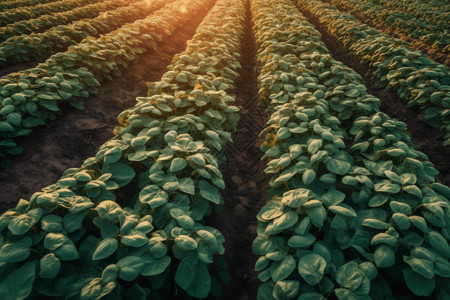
409, 216, 427, 232
41, 214, 63, 232
185, 261, 211, 298
270, 255, 296, 282
139, 185, 168, 208
362, 218, 390, 230
54, 242, 79, 261
253, 235, 279, 255
308, 139, 322, 154
384, 170, 401, 184
258, 199, 284, 221
374, 245, 395, 268
404, 256, 434, 279
117, 256, 145, 281
359, 262, 378, 280
255, 256, 270, 271
329, 204, 357, 217
371, 233, 398, 248
335, 288, 358, 300
170, 158, 187, 172
298, 292, 326, 300
273, 280, 300, 299
102, 264, 119, 284
92, 238, 118, 260
174, 235, 197, 251
307, 206, 327, 228
80, 278, 102, 300
281, 188, 311, 207
326, 154, 351, 175
389, 201, 412, 215
303, 169, 316, 185
288, 233, 316, 248
403, 268, 436, 296
96, 200, 123, 221
427, 231, 450, 258
374, 180, 401, 193
199, 180, 221, 204
336, 261, 363, 291
121, 231, 148, 247
63, 212, 85, 233
175, 253, 198, 290
8, 208, 43, 235
392, 213, 410, 230
44, 233, 68, 250
434, 256, 450, 277
179, 177, 195, 195
321, 188, 345, 206
39, 253, 61, 279
403, 185, 422, 198
102, 162, 135, 187
257, 283, 274, 300
101, 222, 119, 239
266, 211, 298, 234
298, 254, 326, 285
0, 261, 35, 299
141, 255, 171, 276
368, 194, 389, 207
0, 237, 31, 262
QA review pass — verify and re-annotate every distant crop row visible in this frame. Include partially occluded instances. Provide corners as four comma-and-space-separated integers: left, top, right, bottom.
0, 0, 98, 27
0, 0, 58, 12
0, 0, 137, 43
299, 0, 450, 146
328, 0, 450, 54
252, 0, 449, 298
0, 0, 165, 65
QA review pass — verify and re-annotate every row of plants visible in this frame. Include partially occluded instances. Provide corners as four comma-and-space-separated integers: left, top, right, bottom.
0, 0, 166, 66
374, 0, 450, 24
0, 0, 202, 168
0, 0, 58, 11
251, 0, 450, 298
326, 0, 449, 54
0, 0, 247, 298
0, 0, 98, 27
297, 0, 450, 146
0, 0, 136, 43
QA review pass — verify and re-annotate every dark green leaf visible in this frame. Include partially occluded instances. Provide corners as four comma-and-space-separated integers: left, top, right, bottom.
297, 254, 326, 285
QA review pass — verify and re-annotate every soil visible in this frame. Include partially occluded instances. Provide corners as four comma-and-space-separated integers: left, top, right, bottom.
0, 11, 208, 213
322, 0, 450, 66
296, 1, 450, 186
209, 1, 270, 298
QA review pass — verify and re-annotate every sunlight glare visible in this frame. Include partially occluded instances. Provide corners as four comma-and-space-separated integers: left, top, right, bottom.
179, 5, 188, 13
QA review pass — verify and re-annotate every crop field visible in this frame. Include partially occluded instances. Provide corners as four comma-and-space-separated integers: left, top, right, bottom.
0, 0, 449, 299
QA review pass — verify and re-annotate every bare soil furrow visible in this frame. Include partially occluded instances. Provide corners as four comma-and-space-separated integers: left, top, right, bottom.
209, 1, 270, 298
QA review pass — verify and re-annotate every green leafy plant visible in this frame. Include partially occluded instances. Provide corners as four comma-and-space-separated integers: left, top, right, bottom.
0, 0, 169, 65
0, 0, 98, 27
0, 0, 245, 298
299, 0, 450, 145
252, 0, 450, 299
0, 0, 204, 168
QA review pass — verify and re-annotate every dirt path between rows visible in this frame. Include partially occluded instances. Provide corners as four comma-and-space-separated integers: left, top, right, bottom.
0, 11, 210, 213
209, 1, 270, 298
295, 2, 450, 186
321, 0, 449, 66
